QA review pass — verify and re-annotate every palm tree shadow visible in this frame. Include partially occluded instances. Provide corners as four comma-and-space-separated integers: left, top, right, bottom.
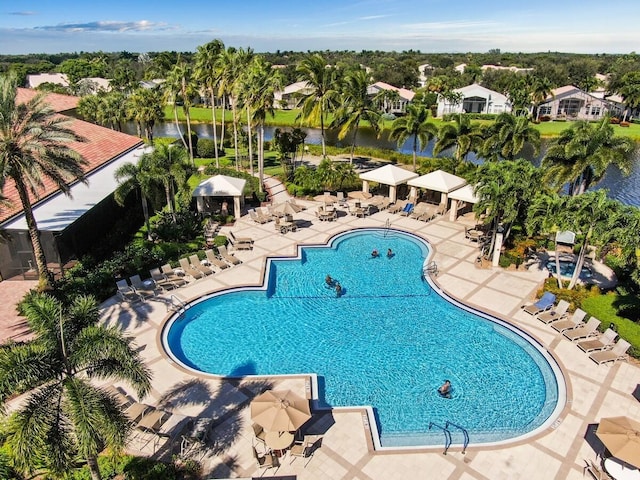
99, 299, 154, 330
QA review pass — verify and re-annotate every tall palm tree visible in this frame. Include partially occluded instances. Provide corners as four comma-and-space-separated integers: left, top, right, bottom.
542, 118, 634, 195
195, 39, 225, 167
0, 293, 151, 479
127, 87, 163, 142
0, 73, 87, 289
114, 155, 155, 240
433, 113, 483, 162
164, 59, 197, 164
331, 69, 382, 163
389, 104, 437, 171
480, 113, 540, 162
529, 76, 554, 121
296, 54, 339, 158
617, 71, 640, 122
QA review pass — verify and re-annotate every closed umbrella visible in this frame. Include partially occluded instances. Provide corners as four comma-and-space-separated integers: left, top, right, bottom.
347, 190, 373, 200
271, 201, 300, 216
250, 389, 311, 432
314, 194, 338, 203
596, 416, 640, 468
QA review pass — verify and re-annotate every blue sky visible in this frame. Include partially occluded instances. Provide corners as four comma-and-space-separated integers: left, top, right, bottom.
1, 0, 638, 55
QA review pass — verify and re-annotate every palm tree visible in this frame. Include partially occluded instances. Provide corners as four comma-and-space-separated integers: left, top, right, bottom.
0, 73, 87, 289
164, 59, 197, 164
542, 118, 634, 195
296, 54, 339, 158
114, 155, 155, 240
0, 293, 152, 479
127, 87, 163, 142
617, 71, 640, 122
195, 39, 225, 167
433, 113, 483, 162
529, 76, 554, 121
389, 104, 437, 171
480, 113, 540, 162
331, 69, 382, 163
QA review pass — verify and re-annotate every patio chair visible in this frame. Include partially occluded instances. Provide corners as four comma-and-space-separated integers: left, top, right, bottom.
584, 459, 613, 480
399, 203, 414, 216
204, 249, 230, 270
149, 268, 179, 291
289, 198, 306, 211
228, 231, 253, 250
563, 317, 601, 341
536, 300, 570, 324
161, 264, 189, 285
589, 338, 631, 365
252, 445, 278, 470
116, 279, 142, 303
178, 258, 205, 280
218, 245, 242, 265
249, 209, 269, 224
188, 254, 214, 276
577, 328, 618, 353
521, 292, 556, 315
289, 435, 315, 465
550, 308, 587, 333
104, 386, 151, 424
129, 274, 157, 300
252, 423, 267, 444
409, 203, 427, 220
337, 191, 348, 207
388, 200, 407, 214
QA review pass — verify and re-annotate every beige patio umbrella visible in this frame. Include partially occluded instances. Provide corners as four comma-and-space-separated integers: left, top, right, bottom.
596, 416, 640, 468
250, 389, 312, 432
314, 193, 338, 203
271, 201, 301, 216
347, 190, 373, 200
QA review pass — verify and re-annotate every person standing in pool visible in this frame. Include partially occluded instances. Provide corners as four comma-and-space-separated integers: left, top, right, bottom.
387, 248, 393, 258
325, 274, 334, 286
371, 249, 379, 258
335, 282, 342, 297
438, 380, 451, 399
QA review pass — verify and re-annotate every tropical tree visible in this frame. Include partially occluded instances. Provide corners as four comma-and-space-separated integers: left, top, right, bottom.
114, 154, 155, 240
0, 293, 151, 479
98, 92, 127, 131
389, 103, 438, 171
0, 73, 87, 289
273, 128, 307, 181
76, 95, 101, 124
480, 113, 540, 162
331, 68, 382, 163
616, 71, 640, 122
296, 53, 340, 158
164, 59, 198, 164
194, 39, 225, 167
529, 75, 554, 120
542, 117, 635, 195
374, 88, 401, 114
126, 87, 163, 142
433, 113, 483, 162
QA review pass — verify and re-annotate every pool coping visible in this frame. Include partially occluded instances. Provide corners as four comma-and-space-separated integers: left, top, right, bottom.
156, 226, 573, 454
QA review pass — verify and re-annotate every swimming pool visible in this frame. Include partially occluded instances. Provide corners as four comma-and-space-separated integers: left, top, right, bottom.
163, 228, 564, 448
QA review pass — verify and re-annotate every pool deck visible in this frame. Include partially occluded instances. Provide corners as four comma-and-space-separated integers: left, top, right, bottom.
5, 177, 639, 479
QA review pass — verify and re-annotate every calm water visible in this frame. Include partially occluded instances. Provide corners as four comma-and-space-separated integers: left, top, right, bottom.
163, 229, 561, 447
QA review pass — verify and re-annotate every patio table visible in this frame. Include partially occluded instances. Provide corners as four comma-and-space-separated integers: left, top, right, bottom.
265, 431, 294, 456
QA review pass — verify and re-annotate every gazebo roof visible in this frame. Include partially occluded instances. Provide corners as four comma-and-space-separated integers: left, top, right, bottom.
555, 230, 576, 245
359, 164, 418, 186
192, 175, 246, 197
407, 170, 467, 193
448, 184, 479, 203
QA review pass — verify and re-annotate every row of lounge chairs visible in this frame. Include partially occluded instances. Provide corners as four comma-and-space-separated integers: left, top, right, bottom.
115, 246, 243, 302
522, 293, 631, 365
388, 200, 446, 222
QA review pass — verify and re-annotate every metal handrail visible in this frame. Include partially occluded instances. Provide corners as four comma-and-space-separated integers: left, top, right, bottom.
445, 420, 469, 454
428, 422, 452, 455
169, 294, 187, 314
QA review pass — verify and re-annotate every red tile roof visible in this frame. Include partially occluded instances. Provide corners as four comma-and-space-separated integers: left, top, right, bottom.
1, 90, 143, 225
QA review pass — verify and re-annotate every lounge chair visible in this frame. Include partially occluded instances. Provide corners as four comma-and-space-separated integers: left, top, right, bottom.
129, 274, 157, 300
577, 328, 618, 353
563, 317, 601, 341
388, 200, 407, 214
136, 410, 192, 454
537, 300, 570, 324
150, 267, 186, 289
178, 258, 205, 280
104, 386, 151, 423
161, 264, 189, 285
409, 203, 427, 220
218, 245, 241, 265
228, 231, 253, 250
522, 292, 556, 315
116, 279, 142, 303
252, 446, 278, 469
399, 203, 414, 216
589, 338, 631, 365
249, 209, 269, 224
289, 198, 306, 211
584, 459, 613, 480
550, 308, 587, 333
204, 249, 230, 270
337, 191, 348, 207
188, 254, 214, 276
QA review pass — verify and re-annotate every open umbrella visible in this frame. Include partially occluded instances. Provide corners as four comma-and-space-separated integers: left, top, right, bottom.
314, 193, 338, 203
250, 389, 311, 432
596, 416, 640, 468
271, 201, 300, 216
347, 190, 373, 200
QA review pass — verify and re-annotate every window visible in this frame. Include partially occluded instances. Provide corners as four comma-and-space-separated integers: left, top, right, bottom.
539, 105, 552, 115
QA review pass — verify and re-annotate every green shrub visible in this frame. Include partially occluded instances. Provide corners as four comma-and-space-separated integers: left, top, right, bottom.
197, 138, 225, 158
152, 209, 201, 243
443, 113, 498, 121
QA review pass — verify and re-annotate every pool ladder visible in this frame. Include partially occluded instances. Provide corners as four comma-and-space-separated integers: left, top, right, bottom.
428, 421, 469, 454
168, 294, 188, 314
423, 261, 438, 278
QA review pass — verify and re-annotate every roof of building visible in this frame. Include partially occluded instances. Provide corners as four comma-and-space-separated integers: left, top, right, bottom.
25, 73, 69, 89
368, 81, 415, 101
408, 170, 467, 193
359, 164, 418, 186
16, 88, 79, 112
452, 83, 509, 103
1, 89, 143, 226
192, 175, 247, 197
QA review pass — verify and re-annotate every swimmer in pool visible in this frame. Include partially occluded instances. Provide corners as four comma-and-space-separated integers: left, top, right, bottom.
438, 380, 451, 399
371, 249, 379, 258
325, 274, 334, 286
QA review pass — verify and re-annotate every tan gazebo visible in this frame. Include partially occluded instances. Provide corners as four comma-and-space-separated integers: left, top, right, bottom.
192, 174, 246, 217
358, 164, 418, 202
448, 184, 479, 221
407, 170, 467, 210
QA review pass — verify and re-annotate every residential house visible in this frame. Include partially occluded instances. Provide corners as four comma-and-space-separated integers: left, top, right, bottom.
26, 73, 69, 89
274, 81, 313, 109
417, 64, 434, 88
0, 89, 145, 280
436, 83, 511, 117
537, 85, 620, 120
367, 81, 415, 115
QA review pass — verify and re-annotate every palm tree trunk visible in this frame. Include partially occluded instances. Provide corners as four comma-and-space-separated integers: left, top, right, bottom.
173, 107, 188, 151
87, 454, 102, 480
185, 109, 194, 166
232, 100, 239, 171
568, 229, 591, 290
350, 127, 359, 164
14, 181, 54, 288
210, 91, 220, 168
165, 184, 176, 224
220, 97, 227, 154
320, 109, 327, 158
142, 196, 152, 240
412, 135, 418, 172
246, 106, 254, 175
258, 124, 264, 193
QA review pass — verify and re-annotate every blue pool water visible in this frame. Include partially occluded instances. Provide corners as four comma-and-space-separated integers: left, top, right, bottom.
164, 229, 562, 447
547, 260, 592, 278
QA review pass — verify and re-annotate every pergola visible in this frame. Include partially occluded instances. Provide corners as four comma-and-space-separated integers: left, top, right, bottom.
447, 184, 479, 221
358, 164, 418, 202
407, 170, 467, 209
192, 175, 246, 217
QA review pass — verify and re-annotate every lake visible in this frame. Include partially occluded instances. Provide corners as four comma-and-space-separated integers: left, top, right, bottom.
125, 121, 640, 207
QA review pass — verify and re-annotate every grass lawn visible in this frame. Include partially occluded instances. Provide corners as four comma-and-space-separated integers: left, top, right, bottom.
581, 293, 640, 357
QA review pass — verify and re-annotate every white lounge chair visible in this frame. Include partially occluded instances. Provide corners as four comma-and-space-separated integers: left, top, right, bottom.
116, 279, 142, 303
551, 308, 587, 333
218, 245, 241, 265
537, 300, 570, 324
589, 338, 631, 365
189, 254, 214, 276
577, 328, 618, 353
563, 317, 601, 341
179, 258, 205, 280
129, 274, 157, 300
